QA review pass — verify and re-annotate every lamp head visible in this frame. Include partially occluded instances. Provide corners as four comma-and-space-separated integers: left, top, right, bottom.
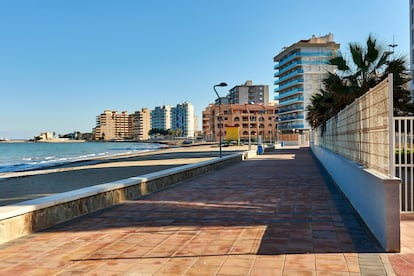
215, 82, 228, 87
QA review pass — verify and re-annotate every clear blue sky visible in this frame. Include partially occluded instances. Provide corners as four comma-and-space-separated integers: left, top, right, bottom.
0, 0, 409, 139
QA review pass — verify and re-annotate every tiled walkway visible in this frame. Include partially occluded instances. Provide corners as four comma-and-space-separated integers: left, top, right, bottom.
0, 147, 409, 275
388, 213, 414, 276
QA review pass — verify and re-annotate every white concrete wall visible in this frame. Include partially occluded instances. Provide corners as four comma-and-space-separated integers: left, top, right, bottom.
312, 144, 401, 252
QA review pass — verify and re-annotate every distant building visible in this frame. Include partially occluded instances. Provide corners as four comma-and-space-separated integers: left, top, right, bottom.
228, 80, 269, 105
131, 108, 151, 140
202, 103, 277, 143
94, 110, 131, 140
95, 110, 117, 140
94, 102, 196, 140
273, 33, 339, 143
150, 105, 171, 130
171, 102, 195, 138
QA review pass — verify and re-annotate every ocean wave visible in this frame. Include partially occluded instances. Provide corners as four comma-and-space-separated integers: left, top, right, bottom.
0, 142, 162, 173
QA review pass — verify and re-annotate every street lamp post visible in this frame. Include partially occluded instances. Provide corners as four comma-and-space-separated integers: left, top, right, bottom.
245, 104, 251, 151
213, 82, 228, 158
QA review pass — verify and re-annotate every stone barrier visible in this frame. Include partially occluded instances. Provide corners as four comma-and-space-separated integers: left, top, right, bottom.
0, 152, 249, 244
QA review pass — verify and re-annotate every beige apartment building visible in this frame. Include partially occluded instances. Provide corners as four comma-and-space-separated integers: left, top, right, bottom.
95, 110, 132, 140
131, 108, 150, 140
202, 104, 277, 144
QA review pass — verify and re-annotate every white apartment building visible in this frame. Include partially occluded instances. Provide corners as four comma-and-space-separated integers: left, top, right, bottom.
273, 33, 339, 134
150, 105, 171, 130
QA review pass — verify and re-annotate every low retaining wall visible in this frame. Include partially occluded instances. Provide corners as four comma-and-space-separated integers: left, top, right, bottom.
312, 144, 401, 252
0, 153, 247, 244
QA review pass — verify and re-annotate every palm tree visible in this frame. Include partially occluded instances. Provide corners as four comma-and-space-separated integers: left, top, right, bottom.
306, 34, 412, 129
383, 56, 413, 115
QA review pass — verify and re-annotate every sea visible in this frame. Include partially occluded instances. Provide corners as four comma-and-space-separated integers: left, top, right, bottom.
0, 141, 163, 173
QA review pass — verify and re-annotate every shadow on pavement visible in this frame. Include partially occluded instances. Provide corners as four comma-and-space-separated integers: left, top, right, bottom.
36, 148, 383, 259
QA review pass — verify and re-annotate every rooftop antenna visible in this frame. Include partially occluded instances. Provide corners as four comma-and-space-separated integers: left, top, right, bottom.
388, 35, 398, 55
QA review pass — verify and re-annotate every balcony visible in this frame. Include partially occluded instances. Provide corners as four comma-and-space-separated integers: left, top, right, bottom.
274, 69, 304, 85
277, 87, 304, 99
279, 114, 305, 122
277, 52, 301, 67
276, 51, 333, 69
279, 105, 305, 114
277, 61, 303, 76
277, 79, 304, 91
278, 122, 305, 130
279, 96, 305, 106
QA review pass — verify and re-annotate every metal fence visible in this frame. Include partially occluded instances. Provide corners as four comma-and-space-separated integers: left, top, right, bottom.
393, 117, 414, 212
312, 76, 394, 176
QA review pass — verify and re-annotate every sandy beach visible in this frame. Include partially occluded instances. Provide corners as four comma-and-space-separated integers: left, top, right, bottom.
0, 144, 250, 206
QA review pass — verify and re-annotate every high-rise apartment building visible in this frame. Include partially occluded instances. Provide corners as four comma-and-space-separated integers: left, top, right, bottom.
131, 108, 151, 140
273, 33, 339, 140
228, 80, 269, 105
150, 105, 171, 130
94, 110, 131, 140
171, 102, 195, 138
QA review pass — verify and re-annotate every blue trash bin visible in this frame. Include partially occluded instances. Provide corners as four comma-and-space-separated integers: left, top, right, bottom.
257, 145, 263, 155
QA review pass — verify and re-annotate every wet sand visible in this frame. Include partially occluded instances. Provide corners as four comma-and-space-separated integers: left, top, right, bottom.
0, 144, 250, 206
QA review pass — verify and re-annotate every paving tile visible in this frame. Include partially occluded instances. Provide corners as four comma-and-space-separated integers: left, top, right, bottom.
388, 255, 414, 276
253, 255, 285, 269
216, 264, 252, 276
284, 254, 316, 271
0, 148, 393, 275
281, 269, 316, 276
153, 257, 196, 275
250, 267, 283, 276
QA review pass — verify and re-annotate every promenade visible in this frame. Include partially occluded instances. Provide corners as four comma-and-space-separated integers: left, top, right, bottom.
0, 147, 413, 275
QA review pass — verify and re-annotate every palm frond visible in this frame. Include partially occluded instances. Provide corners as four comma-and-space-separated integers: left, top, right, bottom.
365, 35, 379, 65
329, 55, 350, 71
349, 42, 365, 71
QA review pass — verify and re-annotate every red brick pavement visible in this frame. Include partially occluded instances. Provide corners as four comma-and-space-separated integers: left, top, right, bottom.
0, 147, 408, 275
